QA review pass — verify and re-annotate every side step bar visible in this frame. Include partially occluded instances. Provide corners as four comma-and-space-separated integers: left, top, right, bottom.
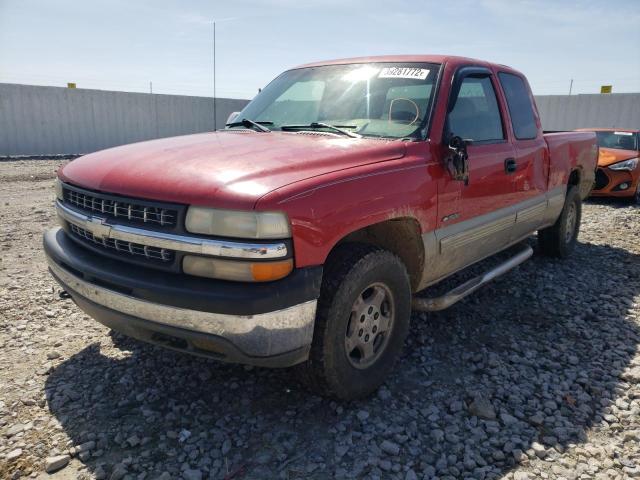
412, 244, 533, 312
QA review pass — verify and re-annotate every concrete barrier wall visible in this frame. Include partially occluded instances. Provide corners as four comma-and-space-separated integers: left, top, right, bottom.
535, 93, 640, 131
0, 83, 249, 156
1, 83, 639, 155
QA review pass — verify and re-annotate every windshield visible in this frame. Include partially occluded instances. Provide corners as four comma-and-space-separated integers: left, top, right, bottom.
595, 131, 638, 151
233, 62, 440, 139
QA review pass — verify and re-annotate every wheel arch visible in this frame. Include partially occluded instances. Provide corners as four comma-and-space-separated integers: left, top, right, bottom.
329, 217, 425, 292
568, 168, 581, 188
568, 165, 595, 199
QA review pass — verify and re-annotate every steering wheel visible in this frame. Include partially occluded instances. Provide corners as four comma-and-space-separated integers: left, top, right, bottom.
388, 98, 420, 125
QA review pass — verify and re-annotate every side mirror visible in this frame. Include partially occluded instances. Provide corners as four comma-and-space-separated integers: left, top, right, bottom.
446, 135, 472, 185
226, 112, 241, 124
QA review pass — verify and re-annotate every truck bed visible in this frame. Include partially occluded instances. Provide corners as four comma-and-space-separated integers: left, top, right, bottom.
544, 131, 597, 198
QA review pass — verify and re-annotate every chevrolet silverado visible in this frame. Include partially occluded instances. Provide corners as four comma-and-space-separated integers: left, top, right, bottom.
44, 55, 597, 399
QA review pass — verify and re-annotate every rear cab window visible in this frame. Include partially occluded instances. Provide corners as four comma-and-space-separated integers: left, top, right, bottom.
498, 72, 538, 140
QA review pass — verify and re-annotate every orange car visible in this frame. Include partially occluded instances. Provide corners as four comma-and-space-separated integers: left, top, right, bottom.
577, 128, 640, 203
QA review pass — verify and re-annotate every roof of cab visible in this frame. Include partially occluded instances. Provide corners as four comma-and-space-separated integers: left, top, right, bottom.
291, 55, 526, 80
294, 54, 497, 70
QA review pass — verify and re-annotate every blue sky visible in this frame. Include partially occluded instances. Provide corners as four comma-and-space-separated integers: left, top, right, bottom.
0, 0, 638, 99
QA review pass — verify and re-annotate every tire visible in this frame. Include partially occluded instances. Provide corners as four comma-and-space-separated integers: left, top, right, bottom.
295, 243, 411, 400
538, 185, 582, 258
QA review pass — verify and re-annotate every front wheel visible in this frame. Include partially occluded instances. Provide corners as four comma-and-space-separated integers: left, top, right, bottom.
295, 244, 411, 400
538, 185, 582, 258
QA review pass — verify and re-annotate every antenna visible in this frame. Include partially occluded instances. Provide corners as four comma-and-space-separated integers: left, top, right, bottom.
213, 21, 217, 131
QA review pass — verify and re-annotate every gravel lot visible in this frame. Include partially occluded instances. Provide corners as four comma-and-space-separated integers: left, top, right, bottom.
1, 159, 639, 480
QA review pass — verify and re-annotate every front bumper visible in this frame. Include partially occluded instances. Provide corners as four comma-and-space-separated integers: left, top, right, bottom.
591, 167, 639, 198
44, 227, 322, 367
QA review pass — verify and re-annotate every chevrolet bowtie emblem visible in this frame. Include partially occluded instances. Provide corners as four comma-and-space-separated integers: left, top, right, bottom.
89, 217, 112, 239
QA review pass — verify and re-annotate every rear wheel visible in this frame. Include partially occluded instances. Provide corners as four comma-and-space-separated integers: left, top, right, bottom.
295, 244, 411, 400
538, 185, 582, 258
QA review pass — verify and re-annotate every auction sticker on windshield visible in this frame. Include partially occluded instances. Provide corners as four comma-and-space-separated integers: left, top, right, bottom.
378, 67, 429, 80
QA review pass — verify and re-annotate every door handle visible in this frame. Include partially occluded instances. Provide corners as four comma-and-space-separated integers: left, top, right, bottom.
504, 158, 517, 174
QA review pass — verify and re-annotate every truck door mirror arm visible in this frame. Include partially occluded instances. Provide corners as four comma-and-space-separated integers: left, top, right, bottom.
446, 135, 472, 185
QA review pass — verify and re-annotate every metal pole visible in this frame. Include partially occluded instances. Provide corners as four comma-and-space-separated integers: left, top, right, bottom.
149, 81, 153, 94
213, 21, 217, 131
569, 79, 573, 95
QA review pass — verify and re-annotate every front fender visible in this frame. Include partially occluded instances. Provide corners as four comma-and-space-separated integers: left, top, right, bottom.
256, 157, 439, 268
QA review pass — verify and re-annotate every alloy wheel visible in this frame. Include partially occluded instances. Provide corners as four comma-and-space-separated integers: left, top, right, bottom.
345, 283, 395, 369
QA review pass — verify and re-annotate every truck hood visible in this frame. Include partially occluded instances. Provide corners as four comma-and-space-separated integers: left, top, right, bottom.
60, 131, 406, 209
598, 147, 638, 167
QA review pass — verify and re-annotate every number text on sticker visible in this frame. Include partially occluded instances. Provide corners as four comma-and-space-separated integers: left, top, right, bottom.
378, 67, 430, 80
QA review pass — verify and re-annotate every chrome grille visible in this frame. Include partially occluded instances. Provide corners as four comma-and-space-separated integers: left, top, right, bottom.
63, 188, 177, 228
69, 223, 174, 262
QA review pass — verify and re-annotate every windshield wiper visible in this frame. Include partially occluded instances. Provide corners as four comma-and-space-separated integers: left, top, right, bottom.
225, 118, 272, 132
281, 122, 361, 138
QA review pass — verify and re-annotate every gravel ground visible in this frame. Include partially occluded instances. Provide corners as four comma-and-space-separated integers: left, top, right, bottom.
1, 159, 639, 480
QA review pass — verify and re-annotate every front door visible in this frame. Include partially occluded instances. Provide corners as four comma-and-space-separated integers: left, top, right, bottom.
434, 70, 517, 277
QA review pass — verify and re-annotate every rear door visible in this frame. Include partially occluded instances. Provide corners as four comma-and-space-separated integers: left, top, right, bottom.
497, 72, 552, 239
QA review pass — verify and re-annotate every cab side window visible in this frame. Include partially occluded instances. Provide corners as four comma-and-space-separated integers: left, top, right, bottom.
498, 72, 538, 140
449, 76, 504, 143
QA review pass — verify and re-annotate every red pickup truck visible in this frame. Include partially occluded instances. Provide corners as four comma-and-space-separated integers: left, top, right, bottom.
44, 55, 597, 399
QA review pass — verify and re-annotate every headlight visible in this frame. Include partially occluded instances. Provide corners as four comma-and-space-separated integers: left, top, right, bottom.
183, 256, 293, 282
55, 178, 64, 200
185, 207, 291, 239
609, 158, 638, 171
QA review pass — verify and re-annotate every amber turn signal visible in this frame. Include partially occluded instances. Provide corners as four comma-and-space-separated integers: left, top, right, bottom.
250, 260, 294, 282
183, 256, 293, 282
